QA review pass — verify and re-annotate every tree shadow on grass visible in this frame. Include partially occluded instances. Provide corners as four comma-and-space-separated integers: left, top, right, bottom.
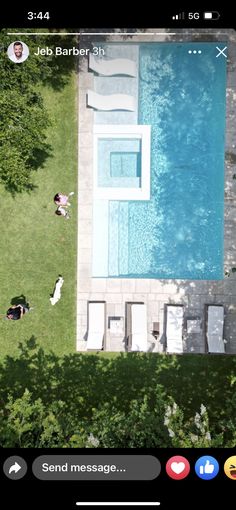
2, 139, 52, 197
29, 146, 53, 171
41, 35, 77, 91
0, 338, 235, 431
5, 181, 39, 196
157, 354, 236, 422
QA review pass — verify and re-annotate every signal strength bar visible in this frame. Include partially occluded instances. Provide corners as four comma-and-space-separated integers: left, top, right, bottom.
172, 12, 185, 20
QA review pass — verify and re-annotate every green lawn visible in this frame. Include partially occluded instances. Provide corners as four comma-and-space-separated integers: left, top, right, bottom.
63, 349, 236, 428
0, 343, 235, 446
82, 352, 235, 420
0, 74, 78, 358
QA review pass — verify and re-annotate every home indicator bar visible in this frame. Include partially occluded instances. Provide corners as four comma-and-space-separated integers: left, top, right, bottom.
76, 504, 161, 507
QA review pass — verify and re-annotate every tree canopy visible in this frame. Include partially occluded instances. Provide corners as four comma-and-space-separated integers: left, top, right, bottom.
0, 29, 75, 192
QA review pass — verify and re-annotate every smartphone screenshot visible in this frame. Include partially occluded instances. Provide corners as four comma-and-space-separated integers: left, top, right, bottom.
0, 6, 235, 509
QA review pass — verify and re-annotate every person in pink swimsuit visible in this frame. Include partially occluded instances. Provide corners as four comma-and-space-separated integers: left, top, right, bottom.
54, 192, 74, 207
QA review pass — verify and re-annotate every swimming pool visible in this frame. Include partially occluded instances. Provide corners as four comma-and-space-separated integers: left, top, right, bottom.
93, 42, 227, 279
97, 138, 141, 188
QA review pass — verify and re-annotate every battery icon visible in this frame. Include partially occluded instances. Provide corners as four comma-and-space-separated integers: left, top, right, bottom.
204, 11, 220, 20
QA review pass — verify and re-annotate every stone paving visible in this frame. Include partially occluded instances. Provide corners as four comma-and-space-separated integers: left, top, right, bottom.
77, 29, 236, 354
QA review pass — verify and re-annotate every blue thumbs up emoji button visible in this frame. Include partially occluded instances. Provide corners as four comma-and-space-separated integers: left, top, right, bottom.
195, 456, 219, 480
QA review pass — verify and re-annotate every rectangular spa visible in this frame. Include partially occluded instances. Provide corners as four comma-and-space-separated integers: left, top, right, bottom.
92, 42, 227, 279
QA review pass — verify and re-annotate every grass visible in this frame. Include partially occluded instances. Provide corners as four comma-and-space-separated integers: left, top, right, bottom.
74, 351, 235, 425
1, 341, 235, 438
0, 73, 78, 359
53, 346, 235, 420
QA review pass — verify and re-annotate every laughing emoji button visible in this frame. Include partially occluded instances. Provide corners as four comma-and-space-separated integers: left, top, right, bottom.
224, 456, 236, 479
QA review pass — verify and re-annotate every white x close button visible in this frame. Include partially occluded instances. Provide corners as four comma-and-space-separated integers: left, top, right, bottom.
216, 46, 227, 58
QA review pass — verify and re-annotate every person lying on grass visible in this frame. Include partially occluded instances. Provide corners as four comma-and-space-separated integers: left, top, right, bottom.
6, 304, 32, 320
55, 206, 70, 219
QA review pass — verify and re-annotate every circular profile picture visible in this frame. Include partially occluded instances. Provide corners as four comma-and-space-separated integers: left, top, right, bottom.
7, 41, 29, 63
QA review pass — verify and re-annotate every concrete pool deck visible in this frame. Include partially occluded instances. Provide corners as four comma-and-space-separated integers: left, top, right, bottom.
77, 29, 236, 354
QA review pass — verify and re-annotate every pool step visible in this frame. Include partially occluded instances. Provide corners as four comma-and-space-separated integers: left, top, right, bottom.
109, 201, 129, 276
108, 202, 119, 276
92, 200, 109, 277
119, 202, 129, 275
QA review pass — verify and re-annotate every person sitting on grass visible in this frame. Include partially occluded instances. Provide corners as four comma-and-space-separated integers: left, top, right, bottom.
54, 192, 74, 207
55, 206, 70, 219
6, 303, 32, 320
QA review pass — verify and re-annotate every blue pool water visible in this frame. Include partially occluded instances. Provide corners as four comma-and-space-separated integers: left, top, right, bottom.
98, 138, 141, 188
111, 152, 141, 179
94, 43, 227, 279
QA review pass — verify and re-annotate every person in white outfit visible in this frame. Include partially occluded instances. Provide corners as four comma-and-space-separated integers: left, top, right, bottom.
55, 206, 70, 219
50, 276, 64, 305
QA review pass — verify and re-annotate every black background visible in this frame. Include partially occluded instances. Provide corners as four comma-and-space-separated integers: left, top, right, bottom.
1, 448, 235, 508
0, 3, 233, 29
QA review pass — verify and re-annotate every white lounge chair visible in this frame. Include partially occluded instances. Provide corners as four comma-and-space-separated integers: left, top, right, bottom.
87, 90, 135, 111
129, 303, 148, 352
206, 305, 225, 353
87, 301, 106, 350
89, 53, 137, 77
166, 305, 184, 353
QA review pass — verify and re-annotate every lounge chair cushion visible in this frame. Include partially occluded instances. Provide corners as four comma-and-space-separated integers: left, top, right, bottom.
130, 304, 148, 352
87, 302, 105, 350
166, 305, 184, 353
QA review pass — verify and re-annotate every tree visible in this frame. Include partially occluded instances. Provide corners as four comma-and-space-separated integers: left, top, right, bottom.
89, 394, 171, 448
0, 90, 49, 191
163, 401, 224, 448
0, 389, 65, 447
0, 29, 75, 192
